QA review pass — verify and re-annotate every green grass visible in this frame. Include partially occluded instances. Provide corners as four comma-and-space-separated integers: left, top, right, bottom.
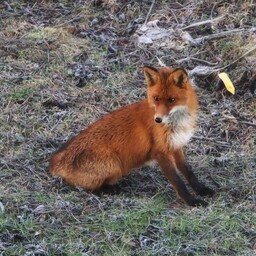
10, 88, 35, 102
1, 196, 255, 255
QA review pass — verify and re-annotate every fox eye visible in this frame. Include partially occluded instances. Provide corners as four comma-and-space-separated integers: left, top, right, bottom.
154, 96, 159, 101
168, 98, 175, 103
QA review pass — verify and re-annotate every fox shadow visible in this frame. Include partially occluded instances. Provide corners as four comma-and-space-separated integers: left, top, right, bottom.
51, 166, 169, 198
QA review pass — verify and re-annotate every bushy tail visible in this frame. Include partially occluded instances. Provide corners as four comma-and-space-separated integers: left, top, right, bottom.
49, 151, 66, 176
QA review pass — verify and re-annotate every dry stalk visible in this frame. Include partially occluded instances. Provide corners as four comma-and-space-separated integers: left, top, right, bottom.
189, 44, 256, 76
144, 0, 156, 25
192, 27, 256, 46
183, 15, 225, 30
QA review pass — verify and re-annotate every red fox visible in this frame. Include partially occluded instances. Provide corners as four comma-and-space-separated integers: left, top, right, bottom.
50, 66, 214, 206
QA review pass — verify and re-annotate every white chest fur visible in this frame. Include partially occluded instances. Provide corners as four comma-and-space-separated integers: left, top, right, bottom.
164, 105, 196, 149
169, 128, 194, 149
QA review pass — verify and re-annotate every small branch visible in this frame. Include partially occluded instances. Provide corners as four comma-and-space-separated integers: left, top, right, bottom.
188, 65, 220, 77
192, 27, 256, 46
176, 56, 218, 66
193, 136, 231, 147
144, 0, 156, 25
170, 8, 179, 25
183, 16, 224, 30
220, 44, 256, 70
239, 121, 256, 127
156, 56, 166, 67
189, 44, 256, 77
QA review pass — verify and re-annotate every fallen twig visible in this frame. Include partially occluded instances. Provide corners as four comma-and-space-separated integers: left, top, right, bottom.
193, 136, 231, 147
238, 121, 256, 127
183, 16, 225, 30
189, 44, 256, 77
144, 0, 156, 25
188, 65, 220, 77
176, 56, 218, 66
221, 44, 256, 70
192, 27, 256, 46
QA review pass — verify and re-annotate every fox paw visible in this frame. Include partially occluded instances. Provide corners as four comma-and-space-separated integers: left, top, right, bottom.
188, 198, 208, 207
196, 186, 215, 197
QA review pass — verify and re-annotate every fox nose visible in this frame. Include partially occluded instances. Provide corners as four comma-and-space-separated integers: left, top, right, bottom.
155, 117, 162, 123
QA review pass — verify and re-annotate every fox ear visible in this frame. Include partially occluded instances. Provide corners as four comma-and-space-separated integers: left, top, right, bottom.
171, 68, 188, 88
143, 66, 159, 87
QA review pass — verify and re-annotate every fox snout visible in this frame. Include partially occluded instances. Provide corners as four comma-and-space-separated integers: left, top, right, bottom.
154, 114, 168, 124
154, 106, 190, 125
154, 105, 168, 124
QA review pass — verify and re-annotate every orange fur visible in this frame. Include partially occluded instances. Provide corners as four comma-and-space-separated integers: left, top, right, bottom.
50, 66, 214, 206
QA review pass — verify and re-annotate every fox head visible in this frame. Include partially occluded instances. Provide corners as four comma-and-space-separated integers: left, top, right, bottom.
144, 66, 198, 126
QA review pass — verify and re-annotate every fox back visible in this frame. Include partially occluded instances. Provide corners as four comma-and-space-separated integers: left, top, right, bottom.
50, 66, 214, 206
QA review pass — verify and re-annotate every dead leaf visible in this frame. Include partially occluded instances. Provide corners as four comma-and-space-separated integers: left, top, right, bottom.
218, 72, 235, 94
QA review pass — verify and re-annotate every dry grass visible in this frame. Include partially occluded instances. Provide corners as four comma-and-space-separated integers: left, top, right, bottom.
0, 0, 255, 255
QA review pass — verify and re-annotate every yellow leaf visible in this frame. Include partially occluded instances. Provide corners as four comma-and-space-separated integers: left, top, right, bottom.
218, 72, 235, 94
